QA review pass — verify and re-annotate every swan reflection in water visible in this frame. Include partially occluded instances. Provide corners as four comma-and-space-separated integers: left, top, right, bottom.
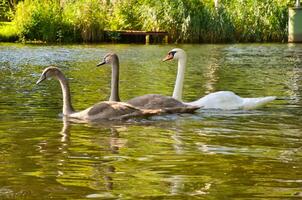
60, 118, 126, 191
36, 118, 215, 197
34, 118, 126, 193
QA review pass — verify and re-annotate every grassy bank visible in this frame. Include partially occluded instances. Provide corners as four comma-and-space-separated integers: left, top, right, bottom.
1, 0, 294, 43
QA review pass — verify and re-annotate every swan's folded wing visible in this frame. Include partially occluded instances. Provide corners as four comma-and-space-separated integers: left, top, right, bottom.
127, 94, 195, 110
108, 108, 164, 120
161, 106, 199, 114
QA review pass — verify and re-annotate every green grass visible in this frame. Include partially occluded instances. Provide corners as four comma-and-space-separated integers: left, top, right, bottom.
0, 22, 18, 42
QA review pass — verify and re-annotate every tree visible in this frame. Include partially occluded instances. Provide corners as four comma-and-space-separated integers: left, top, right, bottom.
0, 0, 22, 20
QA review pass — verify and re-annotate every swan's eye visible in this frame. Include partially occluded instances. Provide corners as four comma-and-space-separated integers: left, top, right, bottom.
170, 51, 176, 57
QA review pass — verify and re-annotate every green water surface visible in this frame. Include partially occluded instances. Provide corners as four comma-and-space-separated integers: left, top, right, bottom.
0, 43, 301, 199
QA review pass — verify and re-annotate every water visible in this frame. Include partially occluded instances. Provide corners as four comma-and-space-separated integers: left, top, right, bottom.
0, 43, 301, 199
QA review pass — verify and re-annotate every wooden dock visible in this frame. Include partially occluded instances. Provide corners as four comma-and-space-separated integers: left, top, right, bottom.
104, 30, 169, 44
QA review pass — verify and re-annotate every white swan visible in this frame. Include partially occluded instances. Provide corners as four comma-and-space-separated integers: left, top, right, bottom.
163, 48, 276, 110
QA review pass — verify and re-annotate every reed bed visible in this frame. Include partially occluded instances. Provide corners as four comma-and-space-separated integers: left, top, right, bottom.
0, 0, 293, 43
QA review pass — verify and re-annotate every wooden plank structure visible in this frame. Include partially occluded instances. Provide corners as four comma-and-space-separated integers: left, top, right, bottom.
105, 30, 169, 44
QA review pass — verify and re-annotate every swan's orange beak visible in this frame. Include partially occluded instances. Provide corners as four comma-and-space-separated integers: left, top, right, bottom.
162, 53, 173, 62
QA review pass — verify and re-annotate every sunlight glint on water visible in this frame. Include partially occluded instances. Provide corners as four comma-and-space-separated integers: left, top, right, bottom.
0, 43, 301, 199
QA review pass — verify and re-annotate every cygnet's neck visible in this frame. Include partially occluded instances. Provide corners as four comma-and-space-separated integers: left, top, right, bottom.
56, 72, 75, 115
172, 56, 186, 101
110, 58, 120, 102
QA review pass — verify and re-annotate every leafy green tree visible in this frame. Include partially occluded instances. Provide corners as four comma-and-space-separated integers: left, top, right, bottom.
0, 0, 22, 20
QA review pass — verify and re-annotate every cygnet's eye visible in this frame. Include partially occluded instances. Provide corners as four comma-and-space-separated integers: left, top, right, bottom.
45, 69, 53, 77
105, 55, 112, 63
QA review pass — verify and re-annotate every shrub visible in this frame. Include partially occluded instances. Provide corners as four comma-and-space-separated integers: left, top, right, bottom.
13, 0, 107, 42
0, 21, 18, 42
63, 0, 107, 42
108, 0, 142, 30
13, 0, 64, 42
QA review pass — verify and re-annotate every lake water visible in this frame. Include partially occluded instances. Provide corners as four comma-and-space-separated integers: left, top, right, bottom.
0, 43, 301, 199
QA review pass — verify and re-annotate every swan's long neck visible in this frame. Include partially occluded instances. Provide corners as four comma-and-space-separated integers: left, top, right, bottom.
57, 73, 75, 115
172, 56, 186, 101
110, 58, 120, 102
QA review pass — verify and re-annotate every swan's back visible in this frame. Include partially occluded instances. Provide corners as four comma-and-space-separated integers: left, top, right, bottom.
127, 94, 199, 113
187, 91, 276, 110
88, 101, 138, 118
241, 96, 276, 110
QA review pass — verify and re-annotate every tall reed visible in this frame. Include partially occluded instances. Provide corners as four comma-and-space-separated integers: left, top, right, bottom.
62, 0, 107, 42
13, 0, 107, 42
9, 0, 294, 43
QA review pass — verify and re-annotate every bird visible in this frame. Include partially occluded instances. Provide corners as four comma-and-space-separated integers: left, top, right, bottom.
162, 48, 276, 110
96, 53, 199, 113
36, 66, 174, 122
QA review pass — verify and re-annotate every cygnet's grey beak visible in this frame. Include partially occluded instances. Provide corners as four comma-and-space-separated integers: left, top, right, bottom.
36, 74, 46, 85
97, 61, 106, 66
162, 53, 173, 62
